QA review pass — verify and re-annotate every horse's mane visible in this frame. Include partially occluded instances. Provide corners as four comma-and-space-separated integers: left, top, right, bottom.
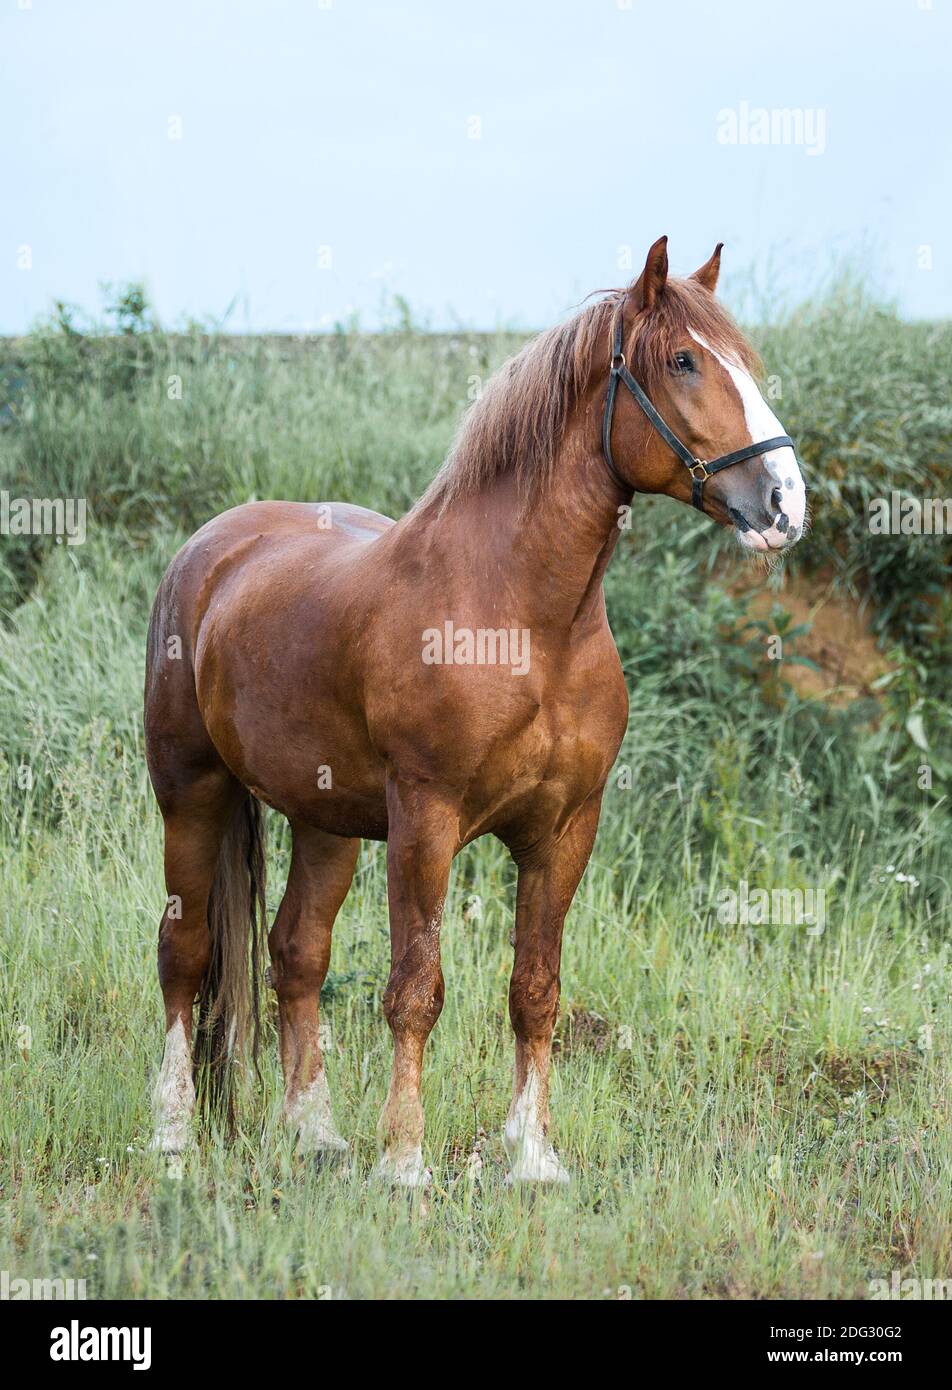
423, 277, 760, 507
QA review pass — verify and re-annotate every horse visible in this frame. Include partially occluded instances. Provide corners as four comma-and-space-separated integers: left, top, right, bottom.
144, 237, 806, 1185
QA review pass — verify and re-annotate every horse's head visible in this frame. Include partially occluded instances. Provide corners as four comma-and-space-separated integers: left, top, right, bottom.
606, 236, 805, 552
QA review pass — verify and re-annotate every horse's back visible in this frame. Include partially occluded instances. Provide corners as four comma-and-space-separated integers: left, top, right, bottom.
187, 499, 395, 556
149, 499, 388, 657
163, 498, 390, 606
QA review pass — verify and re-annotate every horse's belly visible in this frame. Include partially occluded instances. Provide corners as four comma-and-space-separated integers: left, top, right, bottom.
199, 666, 390, 837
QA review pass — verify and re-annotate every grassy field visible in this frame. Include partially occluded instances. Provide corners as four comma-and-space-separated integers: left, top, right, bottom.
0, 286, 950, 1299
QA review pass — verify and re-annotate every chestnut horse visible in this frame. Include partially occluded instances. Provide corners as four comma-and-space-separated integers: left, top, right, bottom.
145, 238, 806, 1184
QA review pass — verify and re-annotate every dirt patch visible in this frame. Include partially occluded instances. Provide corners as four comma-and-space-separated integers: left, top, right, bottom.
733, 568, 893, 706
553, 1006, 612, 1055
745, 1037, 920, 1111
805, 1048, 921, 1113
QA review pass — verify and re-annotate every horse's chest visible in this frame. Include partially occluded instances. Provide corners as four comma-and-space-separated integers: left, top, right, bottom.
525, 692, 622, 782
468, 681, 626, 834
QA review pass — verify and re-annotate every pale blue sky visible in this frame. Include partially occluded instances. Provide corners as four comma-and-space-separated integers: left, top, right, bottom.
2, 0, 950, 332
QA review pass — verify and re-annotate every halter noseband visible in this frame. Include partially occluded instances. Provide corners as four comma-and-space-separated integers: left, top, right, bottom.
601, 314, 794, 511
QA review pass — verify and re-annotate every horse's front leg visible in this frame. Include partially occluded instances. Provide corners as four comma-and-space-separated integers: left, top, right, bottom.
505, 792, 603, 1184
374, 777, 458, 1187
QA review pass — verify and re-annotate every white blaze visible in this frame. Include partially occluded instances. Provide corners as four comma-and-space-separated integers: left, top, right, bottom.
690, 331, 806, 546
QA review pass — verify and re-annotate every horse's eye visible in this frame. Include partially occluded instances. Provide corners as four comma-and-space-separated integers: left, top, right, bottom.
672, 351, 695, 375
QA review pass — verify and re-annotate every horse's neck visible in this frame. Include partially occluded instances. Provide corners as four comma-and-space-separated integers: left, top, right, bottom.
405, 427, 627, 632
518, 432, 628, 627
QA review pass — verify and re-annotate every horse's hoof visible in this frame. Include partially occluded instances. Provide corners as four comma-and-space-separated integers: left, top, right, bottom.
506, 1166, 571, 1187
151, 1126, 190, 1159
505, 1145, 572, 1186
304, 1138, 352, 1173
372, 1146, 431, 1189
151, 1147, 185, 1181
151, 1128, 188, 1179
286, 1076, 349, 1162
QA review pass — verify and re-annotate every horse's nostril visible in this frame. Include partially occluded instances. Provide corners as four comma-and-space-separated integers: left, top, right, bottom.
770, 485, 784, 514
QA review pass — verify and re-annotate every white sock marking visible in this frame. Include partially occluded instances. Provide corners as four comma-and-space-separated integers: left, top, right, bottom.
373, 1145, 430, 1188
286, 1069, 349, 1154
504, 1062, 570, 1184
152, 1018, 194, 1154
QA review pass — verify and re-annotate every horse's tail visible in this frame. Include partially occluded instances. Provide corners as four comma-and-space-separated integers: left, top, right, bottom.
194, 793, 268, 1125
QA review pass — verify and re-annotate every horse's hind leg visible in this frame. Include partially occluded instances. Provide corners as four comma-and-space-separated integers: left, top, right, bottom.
505, 793, 603, 1184
269, 822, 359, 1160
153, 764, 243, 1153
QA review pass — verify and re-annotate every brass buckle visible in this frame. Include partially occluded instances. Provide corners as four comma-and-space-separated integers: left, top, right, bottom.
689, 459, 711, 482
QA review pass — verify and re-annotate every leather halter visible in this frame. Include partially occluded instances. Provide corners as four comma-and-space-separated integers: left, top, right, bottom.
601, 314, 794, 511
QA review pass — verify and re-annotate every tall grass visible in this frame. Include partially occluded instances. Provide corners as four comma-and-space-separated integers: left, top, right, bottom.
0, 285, 949, 1298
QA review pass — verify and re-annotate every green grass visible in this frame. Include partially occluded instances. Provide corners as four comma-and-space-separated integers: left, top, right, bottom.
0, 286, 950, 1299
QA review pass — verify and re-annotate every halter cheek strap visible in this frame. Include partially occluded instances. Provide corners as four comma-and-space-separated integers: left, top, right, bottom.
602, 314, 794, 511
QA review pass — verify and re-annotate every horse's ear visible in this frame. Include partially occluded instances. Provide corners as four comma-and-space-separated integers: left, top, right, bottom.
629, 235, 669, 311
691, 242, 724, 294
